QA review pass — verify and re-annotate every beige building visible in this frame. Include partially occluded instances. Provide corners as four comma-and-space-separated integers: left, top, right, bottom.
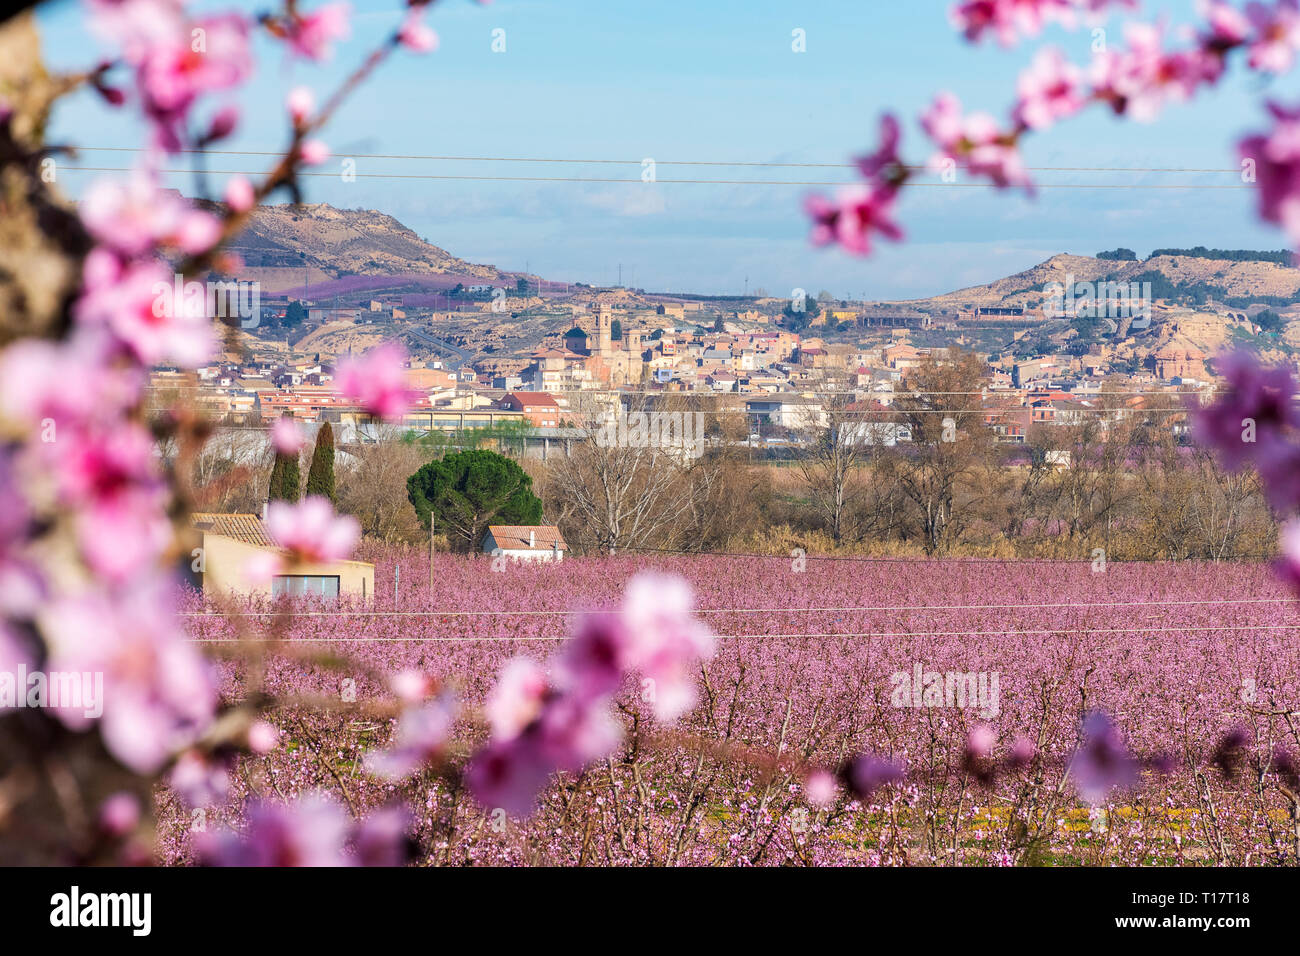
190, 513, 375, 599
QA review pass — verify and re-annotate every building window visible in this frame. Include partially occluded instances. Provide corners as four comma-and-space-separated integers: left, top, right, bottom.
272, 575, 341, 598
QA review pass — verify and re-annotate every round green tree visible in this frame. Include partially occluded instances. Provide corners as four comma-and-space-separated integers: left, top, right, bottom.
406, 449, 543, 552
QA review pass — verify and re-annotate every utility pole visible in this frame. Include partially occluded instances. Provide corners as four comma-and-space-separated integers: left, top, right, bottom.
428, 512, 435, 594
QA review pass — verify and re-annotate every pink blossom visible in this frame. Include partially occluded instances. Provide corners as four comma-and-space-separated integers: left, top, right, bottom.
248, 720, 280, 754
1202, 1, 1252, 49
465, 574, 716, 815
841, 753, 904, 802
556, 614, 628, 702
264, 496, 361, 565
965, 723, 996, 762
81, 171, 221, 257
41, 420, 172, 581
0, 333, 140, 430
964, 723, 998, 783
135, 14, 252, 152
920, 91, 966, 151
168, 749, 230, 807
950, 0, 1076, 46
620, 572, 715, 720
854, 113, 905, 184
39, 579, 216, 774
1089, 22, 1223, 122
921, 92, 1033, 190
171, 209, 222, 255
1068, 712, 1138, 804
485, 657, 550, 739
198, 794, 352, 866
804, 769, 838, 807
223, 175, 255, 213
76, 484, 172, 582
287, 86, 315, 125
98, 792, 141, 837
284, 2, 351, 61
85, 0, 186, 59
334, 341, 420, 422
533, 692, 622, 770
1211, 725, 1251, 778
398, 11, 438, 53
203, 105, 239, 143
390, 669, 432, 703
804, 184, 904, 257
270, 416, 304, 455
1008, 735, 1037, 769
353, 806, 414, 866
1246, 0, 1300, 72
1013, 47, 1085, 130
464, 737, 553, 818
1240, 101, 1300, 243
364, 694, 458, 780
299, 139, 331, 166
1193, 350, 1297, 474
74, 250, 213, 367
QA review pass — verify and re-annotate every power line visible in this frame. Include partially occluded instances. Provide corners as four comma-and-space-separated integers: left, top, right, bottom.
140, 384, 1215, 397
606, 543, 1278, 563
176, 595, 1298, 618
57, 165, 1251, 190
70, 147, 1244, 174
184, 622, 1300, 643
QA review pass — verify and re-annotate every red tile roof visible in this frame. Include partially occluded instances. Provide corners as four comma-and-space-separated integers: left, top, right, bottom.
486, 525, 568, 551
192, 512, 277, 548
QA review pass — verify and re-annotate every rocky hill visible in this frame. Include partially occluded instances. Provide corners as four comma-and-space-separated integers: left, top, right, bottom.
903, 251, 1300, 312
223, 202, 508, 293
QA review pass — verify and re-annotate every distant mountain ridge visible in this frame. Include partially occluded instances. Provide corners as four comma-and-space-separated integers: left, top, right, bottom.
210, 197, 1300, 315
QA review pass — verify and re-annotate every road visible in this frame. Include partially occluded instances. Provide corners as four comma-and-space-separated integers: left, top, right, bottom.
404, 325, 472, 371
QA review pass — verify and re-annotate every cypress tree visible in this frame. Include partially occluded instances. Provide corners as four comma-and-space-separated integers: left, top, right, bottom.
268, 453, 285, 501
305, 422, 336, 503
280, 449, 301, 502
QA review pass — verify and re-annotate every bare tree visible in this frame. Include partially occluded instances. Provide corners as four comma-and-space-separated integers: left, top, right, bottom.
189, 426, 274, 514
885, 350, 992, 554
792, 398, 890, 545
337, 426, 430, 543
548, 396, 709, 554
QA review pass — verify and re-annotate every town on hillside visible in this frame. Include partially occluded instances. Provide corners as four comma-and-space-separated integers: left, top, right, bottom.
154, 262, 1281, 453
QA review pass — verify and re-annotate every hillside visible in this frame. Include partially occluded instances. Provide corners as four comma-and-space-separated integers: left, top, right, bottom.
222, 202, 509, 293
901, 251, 1300, 312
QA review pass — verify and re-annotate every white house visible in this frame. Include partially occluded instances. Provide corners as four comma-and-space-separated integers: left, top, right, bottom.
839, 421, 912, 446
483, 525, 568, 563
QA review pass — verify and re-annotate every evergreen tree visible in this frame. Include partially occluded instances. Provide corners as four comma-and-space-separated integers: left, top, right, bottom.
406, 449, 543, 552
267, 454, 284, 501
280, 449, 301, 502
305, 422, 337, 503
268, 420, 301, 503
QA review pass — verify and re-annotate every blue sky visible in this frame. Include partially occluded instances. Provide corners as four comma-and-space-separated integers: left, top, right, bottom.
34, 0, 1300, 298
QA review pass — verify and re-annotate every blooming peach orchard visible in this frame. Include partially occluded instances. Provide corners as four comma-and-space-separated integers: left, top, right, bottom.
168, 551, 1300, 866
2, 0, 1300, 867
